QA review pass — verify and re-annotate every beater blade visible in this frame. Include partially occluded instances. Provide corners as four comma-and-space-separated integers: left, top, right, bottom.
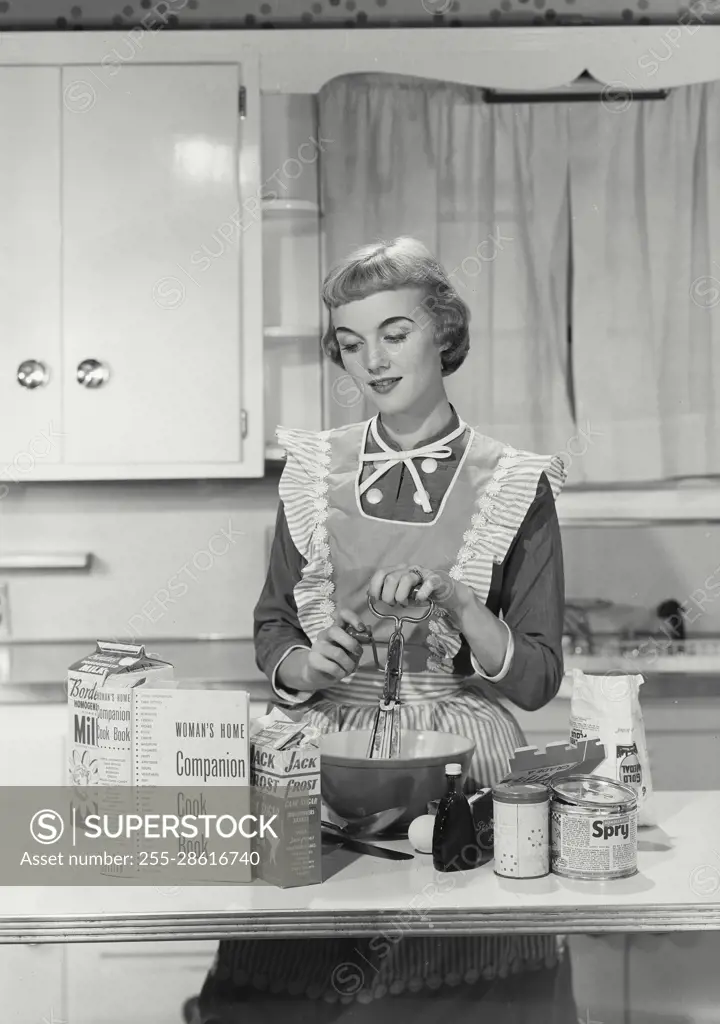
366, 630, 403, 759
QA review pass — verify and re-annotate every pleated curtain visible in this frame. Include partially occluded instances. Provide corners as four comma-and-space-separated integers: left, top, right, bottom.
568, 82, 720, 482
318, 74, 576, 462
318, 74, 720, 483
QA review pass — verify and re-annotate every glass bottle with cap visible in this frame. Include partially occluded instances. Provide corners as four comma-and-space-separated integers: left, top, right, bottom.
432, 763, 479, 873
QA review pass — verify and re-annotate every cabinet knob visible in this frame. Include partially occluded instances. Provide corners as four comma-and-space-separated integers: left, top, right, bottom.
77, 359, 110, 388
17, 359, 49, 389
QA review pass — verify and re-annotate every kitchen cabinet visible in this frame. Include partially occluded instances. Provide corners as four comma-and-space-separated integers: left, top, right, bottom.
0, 936, 214, 1024
0, 943, 66, 1024
0, 706, 67, 1022
66, 940, 217, 1024
0, 67, 62, 470
0, 704, 67, 787
0, 61, 263, 479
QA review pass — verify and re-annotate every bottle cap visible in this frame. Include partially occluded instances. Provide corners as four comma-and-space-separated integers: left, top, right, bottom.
445, 763, 462, 775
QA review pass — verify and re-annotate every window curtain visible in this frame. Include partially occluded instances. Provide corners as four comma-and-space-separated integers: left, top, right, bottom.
317, 74, 576, 460
569, 83, 720, 483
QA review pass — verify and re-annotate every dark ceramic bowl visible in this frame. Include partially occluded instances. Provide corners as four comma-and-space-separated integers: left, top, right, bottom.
320, 729, 475, 834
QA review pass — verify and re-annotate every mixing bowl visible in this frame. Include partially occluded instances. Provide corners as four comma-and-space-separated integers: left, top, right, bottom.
320, 729, 475, 834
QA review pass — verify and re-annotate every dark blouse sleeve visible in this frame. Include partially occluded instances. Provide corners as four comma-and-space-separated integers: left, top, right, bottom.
475, 472, 566, 712
253, 501, 310, 682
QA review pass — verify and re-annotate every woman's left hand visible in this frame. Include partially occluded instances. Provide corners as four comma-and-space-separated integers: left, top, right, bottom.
368, 563, 474, 622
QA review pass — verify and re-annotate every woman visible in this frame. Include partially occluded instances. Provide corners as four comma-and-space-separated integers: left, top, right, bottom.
197, 237, 576, 1022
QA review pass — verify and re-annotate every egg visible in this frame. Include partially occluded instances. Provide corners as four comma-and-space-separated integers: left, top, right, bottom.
408, 814, 436, 854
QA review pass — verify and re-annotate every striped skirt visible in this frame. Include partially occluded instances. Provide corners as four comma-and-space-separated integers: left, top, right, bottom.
311, 668, 528, 789
199, 671, 563, 1012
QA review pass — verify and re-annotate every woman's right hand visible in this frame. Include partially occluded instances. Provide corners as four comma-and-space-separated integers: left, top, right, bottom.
299, 608, 366, 690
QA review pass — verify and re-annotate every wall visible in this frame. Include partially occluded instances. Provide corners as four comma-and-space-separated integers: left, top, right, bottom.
0, 478, 278, 642
5, 480, 720, 642
562, 525, 720, 631
0, 0, 716, 29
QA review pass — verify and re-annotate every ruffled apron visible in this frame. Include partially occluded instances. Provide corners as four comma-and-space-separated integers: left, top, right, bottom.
199, 418, 567, 1011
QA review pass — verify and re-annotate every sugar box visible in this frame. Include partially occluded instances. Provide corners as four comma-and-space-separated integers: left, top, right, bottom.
250, 709, 322, 888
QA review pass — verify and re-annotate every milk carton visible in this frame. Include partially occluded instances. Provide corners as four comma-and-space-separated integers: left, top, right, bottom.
250, 709, 322, 888
67, 641, 175, 786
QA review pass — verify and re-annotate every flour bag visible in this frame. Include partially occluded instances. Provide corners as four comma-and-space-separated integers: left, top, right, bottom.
567, 668, 656, 826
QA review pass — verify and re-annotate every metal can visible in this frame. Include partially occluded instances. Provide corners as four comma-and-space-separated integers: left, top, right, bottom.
492, 782, 549, 879
550, 775, 638, 880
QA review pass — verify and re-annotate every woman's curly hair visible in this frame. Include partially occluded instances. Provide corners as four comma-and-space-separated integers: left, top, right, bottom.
321, 236, 470, 376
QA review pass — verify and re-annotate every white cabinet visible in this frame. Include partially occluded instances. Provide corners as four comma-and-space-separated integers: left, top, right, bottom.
0, 67, 62, 468
1, 934, 214, 1024
0, 707, 67, 1021
0, 943, 66, 1024
0, 703, 67, 786
62, 65, 244, 468
66, 939, 217, 1024
569, 933, 720, 1024
0, 62, 263, 480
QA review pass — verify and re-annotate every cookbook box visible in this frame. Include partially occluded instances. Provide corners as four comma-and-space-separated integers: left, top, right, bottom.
126, 686, 253, 883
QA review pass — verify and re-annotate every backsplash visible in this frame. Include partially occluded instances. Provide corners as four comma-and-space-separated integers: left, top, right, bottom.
0, 477, 279, 642
562, 524, 720, 635
3, 475, 720, 642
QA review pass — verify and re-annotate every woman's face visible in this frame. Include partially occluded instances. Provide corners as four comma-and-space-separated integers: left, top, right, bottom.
332, 288, 445, 416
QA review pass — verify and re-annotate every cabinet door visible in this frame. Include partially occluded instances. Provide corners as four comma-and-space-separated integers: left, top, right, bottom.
62, 64, 243, 466
0, 67, 62, 468
0, 704, 67, 787
66, 940, 217, 1024
0, 944, 66, 1024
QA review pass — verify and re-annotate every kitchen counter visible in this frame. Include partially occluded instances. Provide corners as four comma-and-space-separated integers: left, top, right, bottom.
1, 792, 719, 942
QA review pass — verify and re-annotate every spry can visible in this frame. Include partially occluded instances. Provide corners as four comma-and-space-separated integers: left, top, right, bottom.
492, 782, 549, 879
550, 775, 638, 880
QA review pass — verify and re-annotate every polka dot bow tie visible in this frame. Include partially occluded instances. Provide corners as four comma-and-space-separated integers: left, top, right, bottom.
358, 418, 466, 514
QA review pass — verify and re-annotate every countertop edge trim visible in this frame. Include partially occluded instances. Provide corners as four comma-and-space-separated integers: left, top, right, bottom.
2, 905, 720, 942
